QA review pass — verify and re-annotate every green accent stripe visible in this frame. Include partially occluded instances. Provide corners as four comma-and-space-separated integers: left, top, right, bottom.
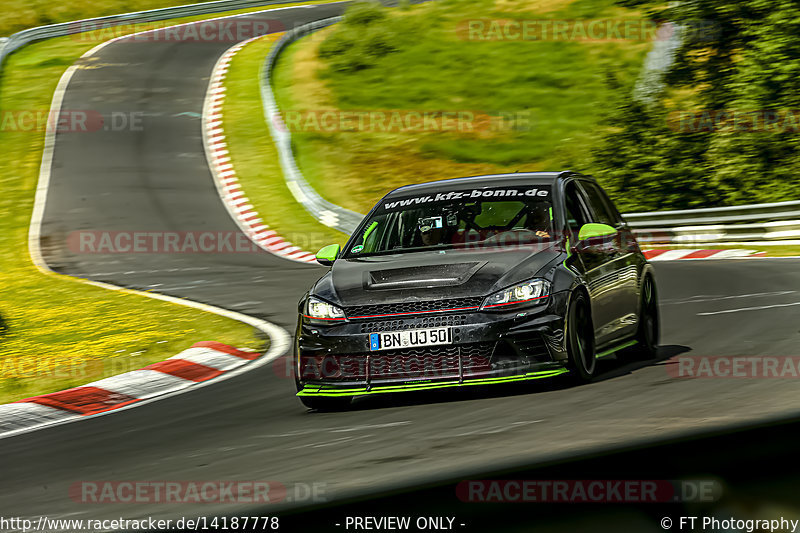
595, 339, 637, 359
297, 369, 569, 397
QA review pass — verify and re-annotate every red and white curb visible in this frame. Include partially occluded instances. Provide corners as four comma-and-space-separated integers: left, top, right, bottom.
644, 249, 766, 261
203, 36, 317, 264
24, 18, 296, 440
0, 342, 260, 437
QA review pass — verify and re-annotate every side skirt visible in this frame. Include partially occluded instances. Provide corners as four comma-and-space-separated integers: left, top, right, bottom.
595, 339, 638, 359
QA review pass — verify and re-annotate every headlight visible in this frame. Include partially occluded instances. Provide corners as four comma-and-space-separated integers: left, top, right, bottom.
305, 296, 346, 321
482, 279, 550, 310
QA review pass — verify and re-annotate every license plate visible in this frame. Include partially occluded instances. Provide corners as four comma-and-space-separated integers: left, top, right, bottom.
369, 327, 452, 351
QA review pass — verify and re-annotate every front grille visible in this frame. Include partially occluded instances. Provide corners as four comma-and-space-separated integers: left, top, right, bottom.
358, 314, 469, 333
345, 297, 484, 319
299, 342, 494, 381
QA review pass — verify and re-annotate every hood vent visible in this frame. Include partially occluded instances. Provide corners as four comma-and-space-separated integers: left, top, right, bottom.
365, 262, 485, 290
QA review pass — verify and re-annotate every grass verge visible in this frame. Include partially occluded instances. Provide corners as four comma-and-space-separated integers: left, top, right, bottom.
0, 2, 335, 404
272, 0, 653, 215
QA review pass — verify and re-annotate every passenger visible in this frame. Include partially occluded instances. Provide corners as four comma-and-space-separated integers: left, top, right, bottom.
526, 207, 551, 239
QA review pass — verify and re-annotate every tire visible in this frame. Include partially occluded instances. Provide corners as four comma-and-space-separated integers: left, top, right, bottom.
299, 396, 352, 411
631, 274, 659, 359
566, 291, 596, 382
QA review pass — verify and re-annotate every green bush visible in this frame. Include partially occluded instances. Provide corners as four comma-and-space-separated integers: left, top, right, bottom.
319, 1, 399, 72
591, 0, 800, 209
344, 0, 388, 25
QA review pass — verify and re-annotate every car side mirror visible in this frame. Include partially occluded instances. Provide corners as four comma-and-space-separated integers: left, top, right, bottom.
315, 244, 340, 266
578, 223, 616, 241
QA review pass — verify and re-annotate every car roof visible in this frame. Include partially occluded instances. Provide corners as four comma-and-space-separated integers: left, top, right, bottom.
384, 171, 582, 197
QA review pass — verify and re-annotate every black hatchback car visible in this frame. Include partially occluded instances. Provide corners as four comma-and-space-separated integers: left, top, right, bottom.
294, 171, 658, 409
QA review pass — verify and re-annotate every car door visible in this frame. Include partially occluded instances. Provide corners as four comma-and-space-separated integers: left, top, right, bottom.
577, 180, 638, 343
562, 180, 618, 347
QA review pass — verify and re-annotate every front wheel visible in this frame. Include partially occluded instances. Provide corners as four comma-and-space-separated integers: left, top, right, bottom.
631, 274, 659, 359
566, 291, 596, 382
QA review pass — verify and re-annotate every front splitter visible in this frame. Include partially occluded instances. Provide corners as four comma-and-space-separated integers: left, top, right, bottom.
297, 368, 570, 397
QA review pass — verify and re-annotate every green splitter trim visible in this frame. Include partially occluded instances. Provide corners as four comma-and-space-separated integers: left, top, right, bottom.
595, 339, 637, 359
297, 368, 569, 397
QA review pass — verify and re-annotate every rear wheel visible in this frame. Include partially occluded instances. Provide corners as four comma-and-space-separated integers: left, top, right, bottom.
299, 396, 352, 411
632, 274, 659, 359
566, 291, 596, 382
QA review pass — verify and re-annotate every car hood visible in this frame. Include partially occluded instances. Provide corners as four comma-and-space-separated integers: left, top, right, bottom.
314, 243, 563, 307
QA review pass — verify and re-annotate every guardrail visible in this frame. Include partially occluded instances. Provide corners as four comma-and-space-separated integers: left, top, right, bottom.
622, 201, 800, 244
631, 221, 800, 244
260, 20, 800, 245
6, 2, 797, 246
0, 0, 313, 80
622, 200, 800, 227
260, 16, 364, 235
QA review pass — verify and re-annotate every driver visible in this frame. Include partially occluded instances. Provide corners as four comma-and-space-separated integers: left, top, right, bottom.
418, 216, 445, 246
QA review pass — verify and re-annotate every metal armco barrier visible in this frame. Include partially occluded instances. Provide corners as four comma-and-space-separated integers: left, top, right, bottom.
5, 3, 798, 244
259, 18, 800, 243
622, 200, 800, 227
260, 16, 364, 235
623, 201, 800, 244
629, 220, 800, 244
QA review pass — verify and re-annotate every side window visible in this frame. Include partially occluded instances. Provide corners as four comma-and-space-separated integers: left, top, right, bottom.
563, 181, 591, 241
580, 181, 617, 226
597, 184, 625, 226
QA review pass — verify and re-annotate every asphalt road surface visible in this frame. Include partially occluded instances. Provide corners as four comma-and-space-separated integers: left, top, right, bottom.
4, 2, 800, 526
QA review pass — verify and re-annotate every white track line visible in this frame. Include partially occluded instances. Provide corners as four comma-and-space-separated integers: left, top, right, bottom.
15, 5, 344, 440
697, 301, 800, 316
662, 291, 796, 305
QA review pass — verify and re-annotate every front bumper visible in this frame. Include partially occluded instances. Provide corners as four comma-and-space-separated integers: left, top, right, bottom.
294, 292, 570, 397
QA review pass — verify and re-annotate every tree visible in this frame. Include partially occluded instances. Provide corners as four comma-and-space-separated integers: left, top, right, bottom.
593, 0, 800, 209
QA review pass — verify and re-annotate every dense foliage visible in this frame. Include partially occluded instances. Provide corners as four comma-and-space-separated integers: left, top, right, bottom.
593, 0, 800, 210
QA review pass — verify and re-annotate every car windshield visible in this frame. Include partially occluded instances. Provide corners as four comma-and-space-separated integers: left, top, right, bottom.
344, 185, 554, 258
